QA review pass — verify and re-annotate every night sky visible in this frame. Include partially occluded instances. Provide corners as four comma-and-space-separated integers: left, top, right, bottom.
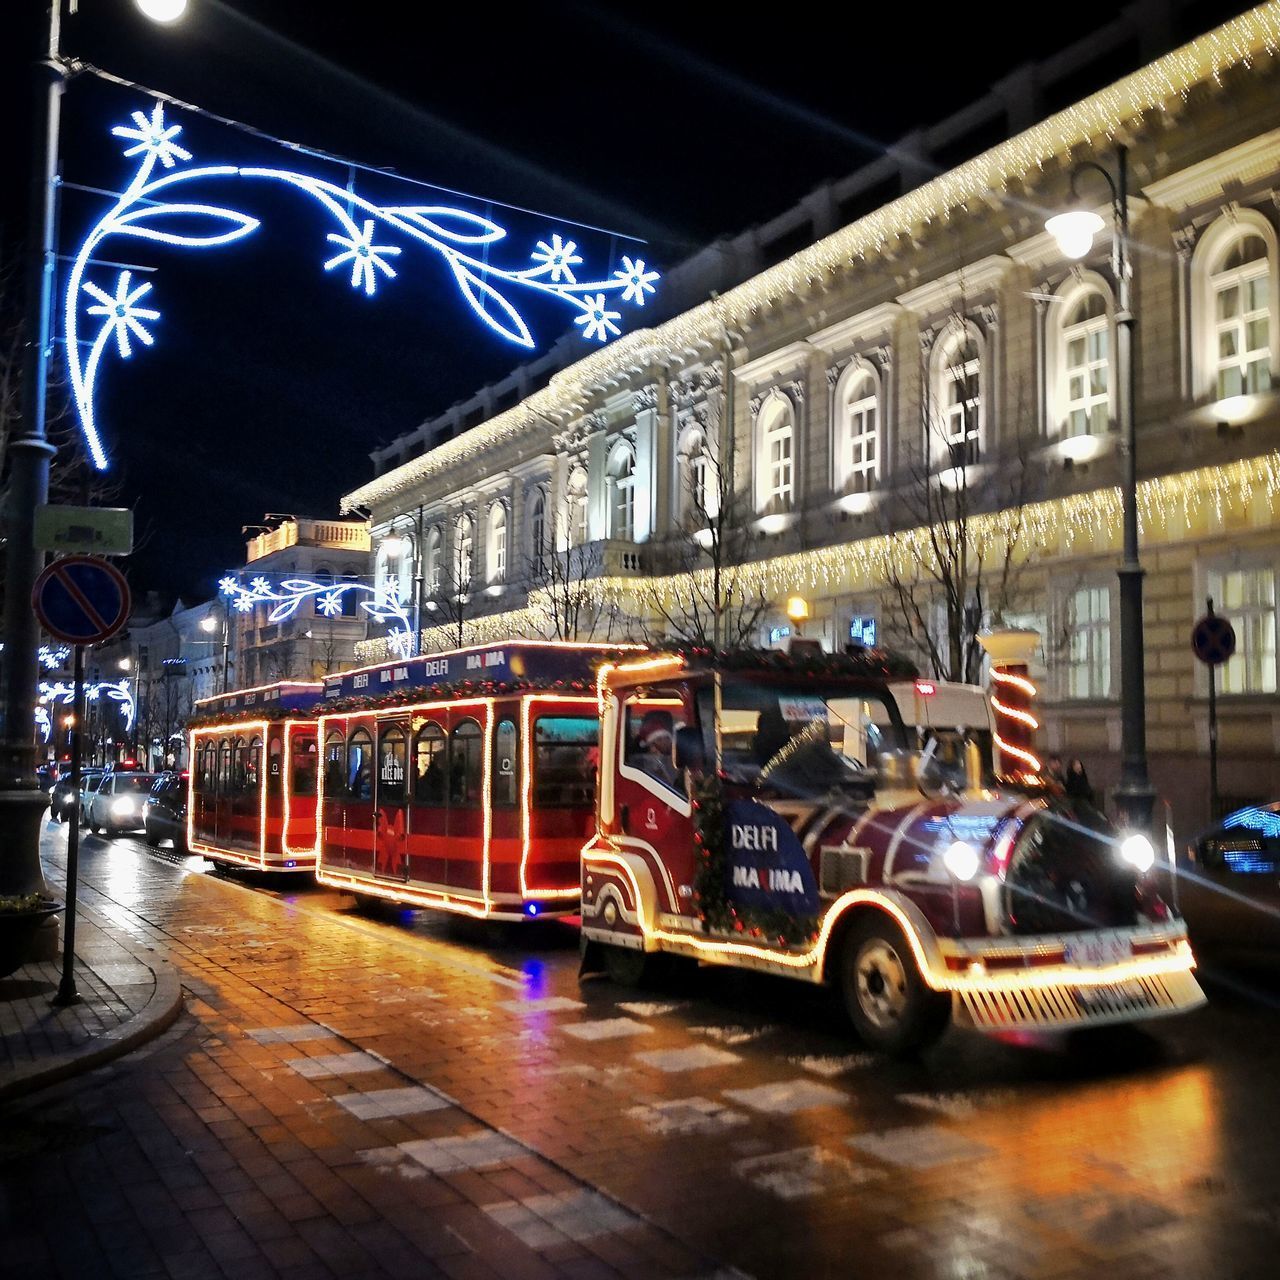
0, 0, 1249, 602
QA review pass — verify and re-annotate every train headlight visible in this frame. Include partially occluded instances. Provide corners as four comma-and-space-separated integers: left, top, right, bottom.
1119, 833, 1155, 874
942, 840, 980, 881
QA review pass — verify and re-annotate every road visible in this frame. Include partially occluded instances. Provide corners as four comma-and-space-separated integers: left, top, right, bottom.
4, 821, 1280, 1280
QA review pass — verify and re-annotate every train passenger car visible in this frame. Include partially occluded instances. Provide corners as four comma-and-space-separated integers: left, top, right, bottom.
187, 682, 324, 871
315, 641, 641, 919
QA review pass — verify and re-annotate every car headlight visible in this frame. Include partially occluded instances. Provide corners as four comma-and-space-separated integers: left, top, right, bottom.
942, 839, 980, 881
111, 797, 136, 817
1119, 832, 1155, 874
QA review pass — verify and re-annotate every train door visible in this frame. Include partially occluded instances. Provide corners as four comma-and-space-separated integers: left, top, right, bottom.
615, 687, 697, 918
287, 728, 319, 854
343, 724, 375, 875
408, 717, 448, 886
216, 736, 233, 847
375, 719, 410, 881
266, 731, 284, 852
445, 711, 487, 893
489, 709, 520, 895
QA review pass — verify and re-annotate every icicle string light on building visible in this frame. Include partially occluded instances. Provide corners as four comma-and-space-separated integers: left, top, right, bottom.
65, 102, 660, 470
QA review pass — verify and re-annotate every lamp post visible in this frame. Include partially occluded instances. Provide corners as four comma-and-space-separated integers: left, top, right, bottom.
1046, 145, 1155, 834
200, 608, 231, 694
0, 0, 187, 895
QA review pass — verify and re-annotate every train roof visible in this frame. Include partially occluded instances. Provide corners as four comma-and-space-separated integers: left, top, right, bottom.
192, 681, 324, 720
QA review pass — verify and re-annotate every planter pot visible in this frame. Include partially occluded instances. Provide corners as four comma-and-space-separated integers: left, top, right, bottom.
0, 905, 62, 980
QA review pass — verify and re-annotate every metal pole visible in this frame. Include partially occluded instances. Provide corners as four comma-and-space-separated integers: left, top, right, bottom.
0, 0, 62, 897
413, 506, 425, 656
220, 611, 230, 693
52, 643, 83, 1008
1206, 596, 1220, 822
1110, 145, 1156, 835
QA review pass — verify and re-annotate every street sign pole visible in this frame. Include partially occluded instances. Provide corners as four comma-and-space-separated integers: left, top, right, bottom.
52, 643, 84, 1008
1191, 596, 1235, 828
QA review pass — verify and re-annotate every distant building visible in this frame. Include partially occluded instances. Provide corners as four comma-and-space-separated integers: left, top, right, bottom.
231, 516, 372, 688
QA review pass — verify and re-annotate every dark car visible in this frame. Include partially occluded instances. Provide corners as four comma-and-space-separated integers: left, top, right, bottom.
50, 767, 104, 822
1183, 803, 1280, 956
144, 772, 188, 852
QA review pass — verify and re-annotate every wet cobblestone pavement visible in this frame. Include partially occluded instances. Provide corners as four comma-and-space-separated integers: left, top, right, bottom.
4, 821, 1280, 1279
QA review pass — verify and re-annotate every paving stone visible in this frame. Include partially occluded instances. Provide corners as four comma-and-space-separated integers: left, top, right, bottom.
497, 996, 586, 1015
245, 1025, 337, 1045
616, 1001, 687, 1017
626, 1097, 749, 1136
732, 1146, 884, 1201
484, 1189, 637, 1247
559, 1018, 655, 1042
723, 1079, 847, 1114
634, 1045, 740, 1073
282, 1051, 386, 1078
847, 1125, 993, 1169
332, 1085, 455, 1119
788, 1052, 877, 1077
395, 1131, 530, 1173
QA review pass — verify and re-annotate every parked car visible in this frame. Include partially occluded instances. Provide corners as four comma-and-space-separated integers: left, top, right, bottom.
144, 772, 188, 852
51, 767, 104, 823
1183, 802, 1280, 957
85, 771, 161, 836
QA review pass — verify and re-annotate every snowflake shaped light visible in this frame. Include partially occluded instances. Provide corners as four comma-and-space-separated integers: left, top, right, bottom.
220, 574, 413, 657
39, 680, 136, 732
66, 101, 659, 470
574, 293, 621, 343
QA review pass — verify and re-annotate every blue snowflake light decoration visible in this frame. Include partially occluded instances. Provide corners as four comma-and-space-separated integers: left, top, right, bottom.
220, 575, 413, 658
67, 102, 660, 471
39, 679, 136, 732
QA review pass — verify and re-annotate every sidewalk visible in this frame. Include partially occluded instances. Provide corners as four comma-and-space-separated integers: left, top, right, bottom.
0, 822, 183, 1102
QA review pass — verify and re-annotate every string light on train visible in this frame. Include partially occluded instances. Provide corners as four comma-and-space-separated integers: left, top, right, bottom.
67, 102, 660, 470
219, 574, 414, 658
343, 8, 1280, 514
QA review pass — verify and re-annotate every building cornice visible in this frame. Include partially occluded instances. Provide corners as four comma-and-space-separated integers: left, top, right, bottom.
1144, 125, 1280, 209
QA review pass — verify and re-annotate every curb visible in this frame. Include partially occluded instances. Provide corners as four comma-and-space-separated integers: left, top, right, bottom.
0, 902, 185, 1104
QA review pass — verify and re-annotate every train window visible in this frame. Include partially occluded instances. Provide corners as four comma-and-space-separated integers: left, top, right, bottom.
198, 743, 212, 792
378, 725, 408, 805
232, 737, 247, 791
248, 737, 263, 790
450, 719, 484, 807
533, 717, 598, 809
623, 692, 689, 796
268, 737, 283, 785
346, 729, 373, 801
413, 721, 447, 806
493, 718, 517, 807
292, 734, 318, 796
219, 739, 231, 792
323, 730, 345, 798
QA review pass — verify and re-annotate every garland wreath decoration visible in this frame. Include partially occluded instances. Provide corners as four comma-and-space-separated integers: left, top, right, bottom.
663, 642, 916, 681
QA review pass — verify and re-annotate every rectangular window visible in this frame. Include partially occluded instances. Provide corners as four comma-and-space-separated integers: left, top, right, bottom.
1208, 568, 1277, 694
1064, 587, 1110, 699
532, 716, 599, 809
1215, 269, 1271, 398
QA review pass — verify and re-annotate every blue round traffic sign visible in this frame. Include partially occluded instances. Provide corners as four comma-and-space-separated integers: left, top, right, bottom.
1191, 612, 1236, 667
32, 555, 131, 646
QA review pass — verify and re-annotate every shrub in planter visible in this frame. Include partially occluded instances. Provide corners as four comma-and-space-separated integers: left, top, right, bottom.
0, 894, 62, 980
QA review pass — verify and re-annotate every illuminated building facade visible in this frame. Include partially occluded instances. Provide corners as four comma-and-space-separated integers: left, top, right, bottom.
344, 3, 1280, 834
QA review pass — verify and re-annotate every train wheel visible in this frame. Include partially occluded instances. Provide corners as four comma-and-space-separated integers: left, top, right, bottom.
840, 915, 949, 1055
601, 942, 660, 988
352, 892, 383, 915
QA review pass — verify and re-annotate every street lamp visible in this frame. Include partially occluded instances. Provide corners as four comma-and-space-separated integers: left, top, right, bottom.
0, 0, 188, 898
200, 610, 231, 694
1046, 146, 1155, 834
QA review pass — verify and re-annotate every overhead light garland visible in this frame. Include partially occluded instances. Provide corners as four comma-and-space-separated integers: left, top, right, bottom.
67, 102, 659, 471
219, 574, 413, 658
39, 679, 136, 734
344, 2, 1280, 514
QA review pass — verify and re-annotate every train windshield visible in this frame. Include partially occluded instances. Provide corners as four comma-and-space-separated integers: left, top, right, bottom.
708, 678, 905, 796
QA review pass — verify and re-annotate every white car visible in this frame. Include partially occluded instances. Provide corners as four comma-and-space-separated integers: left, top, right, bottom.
86, 772, 161, 836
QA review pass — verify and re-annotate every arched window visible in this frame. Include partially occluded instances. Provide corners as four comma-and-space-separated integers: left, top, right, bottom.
346, 728, 373, 801
493, 718, 517, 807
455, 515, 474, 588
566, 465, 589, 547
1193, 212, 1278, 400
1048, 282, 1112, 438
606, 443, 636, 542
676, 426, 714, 523
833, 363, 879, 493
323, 729, 344, 798
450, 719, 484, 807
424, 527, 442, 594
529, 491, 547, 567
413, 721, 447, 805
487, 504, 507, 583
930, 325, 983, 468
757, 393, 795, 512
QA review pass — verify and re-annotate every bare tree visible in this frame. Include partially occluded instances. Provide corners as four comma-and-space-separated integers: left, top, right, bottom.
424, 522, 474, 651
647, 436, 767, 649
880, 319, 1037, 683
524, 539, 623, 642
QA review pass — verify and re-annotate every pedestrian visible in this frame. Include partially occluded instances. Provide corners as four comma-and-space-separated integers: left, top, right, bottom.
1043, 753, 1065, 786
1064, 757, 1094, 805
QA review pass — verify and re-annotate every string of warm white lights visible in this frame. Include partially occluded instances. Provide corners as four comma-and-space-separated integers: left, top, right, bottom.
350, 447, 1280, 663
343, 2, 1280, 513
